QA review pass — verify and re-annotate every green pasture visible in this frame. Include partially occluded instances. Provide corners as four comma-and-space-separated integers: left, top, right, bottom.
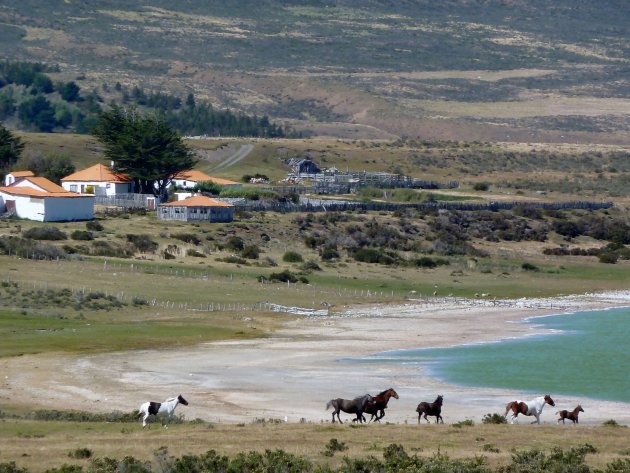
0, 308, 267, 358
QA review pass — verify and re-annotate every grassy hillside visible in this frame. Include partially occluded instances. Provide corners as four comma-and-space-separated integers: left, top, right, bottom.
1, 1, 628, 143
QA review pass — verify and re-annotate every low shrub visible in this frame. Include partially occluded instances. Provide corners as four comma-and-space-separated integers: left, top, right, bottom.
521, 262, 540, 271
323, 438, 348, 457
127, 234, 158, 253
268, 270, 298, 283
225, 236, 244, 251
482, 413, 507, 424
240, 245, 260, 259
68, 448, 92, 459
282, 251, 303, 263
85, 220, 104, 231
171, 233, 201, 245
452, 419, 474, 427
23, 226, 67, 240
71, 230, 93, 241
186, 249, 206, 258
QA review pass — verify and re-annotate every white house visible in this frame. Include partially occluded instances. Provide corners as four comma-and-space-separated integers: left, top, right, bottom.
61, 163, 133, 196
170, 170, 241, 189
4, 170, 34, 186
0, 176, 94, 221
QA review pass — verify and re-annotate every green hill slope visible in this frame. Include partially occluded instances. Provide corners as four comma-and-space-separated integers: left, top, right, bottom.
1, 1, 628, 142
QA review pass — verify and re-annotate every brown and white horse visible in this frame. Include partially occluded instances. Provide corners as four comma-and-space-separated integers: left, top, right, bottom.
505, 394, 555, 424
138, 394, 188, 427
556, 404, 584, 424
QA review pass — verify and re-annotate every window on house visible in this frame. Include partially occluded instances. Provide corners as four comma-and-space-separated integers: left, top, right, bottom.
70, 185, 78, 192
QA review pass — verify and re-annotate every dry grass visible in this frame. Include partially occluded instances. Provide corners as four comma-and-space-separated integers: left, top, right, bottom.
0, 420, 628, 472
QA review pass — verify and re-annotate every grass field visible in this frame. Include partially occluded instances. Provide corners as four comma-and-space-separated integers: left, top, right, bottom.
0, 419, 628, 472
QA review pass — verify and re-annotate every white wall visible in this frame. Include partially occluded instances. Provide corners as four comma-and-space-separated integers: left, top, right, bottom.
62, 181, 132, 196
4, 194, 47, 221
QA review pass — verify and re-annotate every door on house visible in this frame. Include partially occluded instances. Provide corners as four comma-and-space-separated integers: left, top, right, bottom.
5, 200, 16, 215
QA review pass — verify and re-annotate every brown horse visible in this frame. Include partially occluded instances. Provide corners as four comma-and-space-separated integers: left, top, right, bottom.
326, 394, 373, 424
504, 394, 555, 424
556, 404, 584, 424
416, 395, 443, 424
363, 388, 399, 422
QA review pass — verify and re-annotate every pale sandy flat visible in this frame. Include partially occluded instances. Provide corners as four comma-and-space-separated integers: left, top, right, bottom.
1, 292, 628, 425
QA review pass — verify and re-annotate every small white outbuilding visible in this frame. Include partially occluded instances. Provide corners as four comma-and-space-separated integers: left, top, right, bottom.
0, 175, 94, 221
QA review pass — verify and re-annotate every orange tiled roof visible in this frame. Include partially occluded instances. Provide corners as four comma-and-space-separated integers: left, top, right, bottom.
20, 177, 68, 193
9, 170, 35, 178
0, 186, 91, 198
173, 170, 239, 185
160, 196, 234, 207
61, 163, 131, 183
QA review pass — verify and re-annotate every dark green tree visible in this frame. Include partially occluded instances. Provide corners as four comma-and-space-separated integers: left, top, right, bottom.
18, 94, 56, 132
92, 106, 197, 198
23, 151, 75, 184
0, 123, 24, 178
58, 81, 81, 102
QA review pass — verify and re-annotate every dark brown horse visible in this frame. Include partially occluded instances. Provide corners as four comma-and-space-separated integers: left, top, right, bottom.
504, 394, 555, 424
363, 388, 399, 422
326, 394, 373, 424
556, 404, 584, 424
416, 394, 443, 424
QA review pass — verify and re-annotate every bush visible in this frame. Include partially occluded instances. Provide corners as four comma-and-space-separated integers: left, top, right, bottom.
186, 249, 206, 258
171, 233, 201, 245
23, 226, 67, 240
473, 182, 489, 191
598, 252, 619, 264
91, 241, 133, 258
85, 220, 103, 231
71, 230, 93, 241
282, 251, 303, 263
521, 262, 540, 271
127, 234, 158, 253
68, 448, 92, 459
482, 413, 507, 424
225, 236, 244, 251
301, 260, 321, 272
320, 247, 339, 261
240, 244, 260, 259
323, 438, 348, 457
268, 270, 298, 283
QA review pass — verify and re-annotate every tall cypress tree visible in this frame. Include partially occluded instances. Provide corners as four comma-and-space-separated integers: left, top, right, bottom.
92, 106, 197, 199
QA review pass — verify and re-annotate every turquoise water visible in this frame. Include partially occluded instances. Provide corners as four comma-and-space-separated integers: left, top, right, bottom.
367, 307, 630, 403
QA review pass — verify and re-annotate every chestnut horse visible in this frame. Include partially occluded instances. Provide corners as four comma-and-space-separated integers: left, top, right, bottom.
326, 394, 373, 424
364, 388, 399, 422
505, 394, 555, 424
557, 404, 584, 424
416, 395, 444, 424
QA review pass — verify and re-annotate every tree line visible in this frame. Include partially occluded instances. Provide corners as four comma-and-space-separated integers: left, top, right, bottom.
0, 61, 295, 138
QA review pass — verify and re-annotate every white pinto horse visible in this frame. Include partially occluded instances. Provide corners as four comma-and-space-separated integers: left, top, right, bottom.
138, 394, 188, 427
505, 394, 555, 424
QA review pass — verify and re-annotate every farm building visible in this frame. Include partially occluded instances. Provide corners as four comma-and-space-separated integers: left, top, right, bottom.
158, 195, 234, 222
4, 170, 34, 186
0, 176, 94, 221
170, 170, 240, 189
61, 163, 133, 196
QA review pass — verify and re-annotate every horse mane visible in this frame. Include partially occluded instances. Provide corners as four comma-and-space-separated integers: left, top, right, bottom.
377, 389, 391, 397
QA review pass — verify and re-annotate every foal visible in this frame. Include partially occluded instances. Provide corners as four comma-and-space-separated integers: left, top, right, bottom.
556, 405, 584, 424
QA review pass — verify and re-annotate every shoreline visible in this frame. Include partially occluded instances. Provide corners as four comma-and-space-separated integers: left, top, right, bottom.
1, 291, 629, 425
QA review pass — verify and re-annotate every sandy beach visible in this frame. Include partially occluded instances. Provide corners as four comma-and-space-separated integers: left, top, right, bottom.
2, 291, 629, 425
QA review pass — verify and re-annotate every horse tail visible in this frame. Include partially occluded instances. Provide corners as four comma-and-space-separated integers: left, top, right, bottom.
504, 402, 513, 417
325, 400, 334, 411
